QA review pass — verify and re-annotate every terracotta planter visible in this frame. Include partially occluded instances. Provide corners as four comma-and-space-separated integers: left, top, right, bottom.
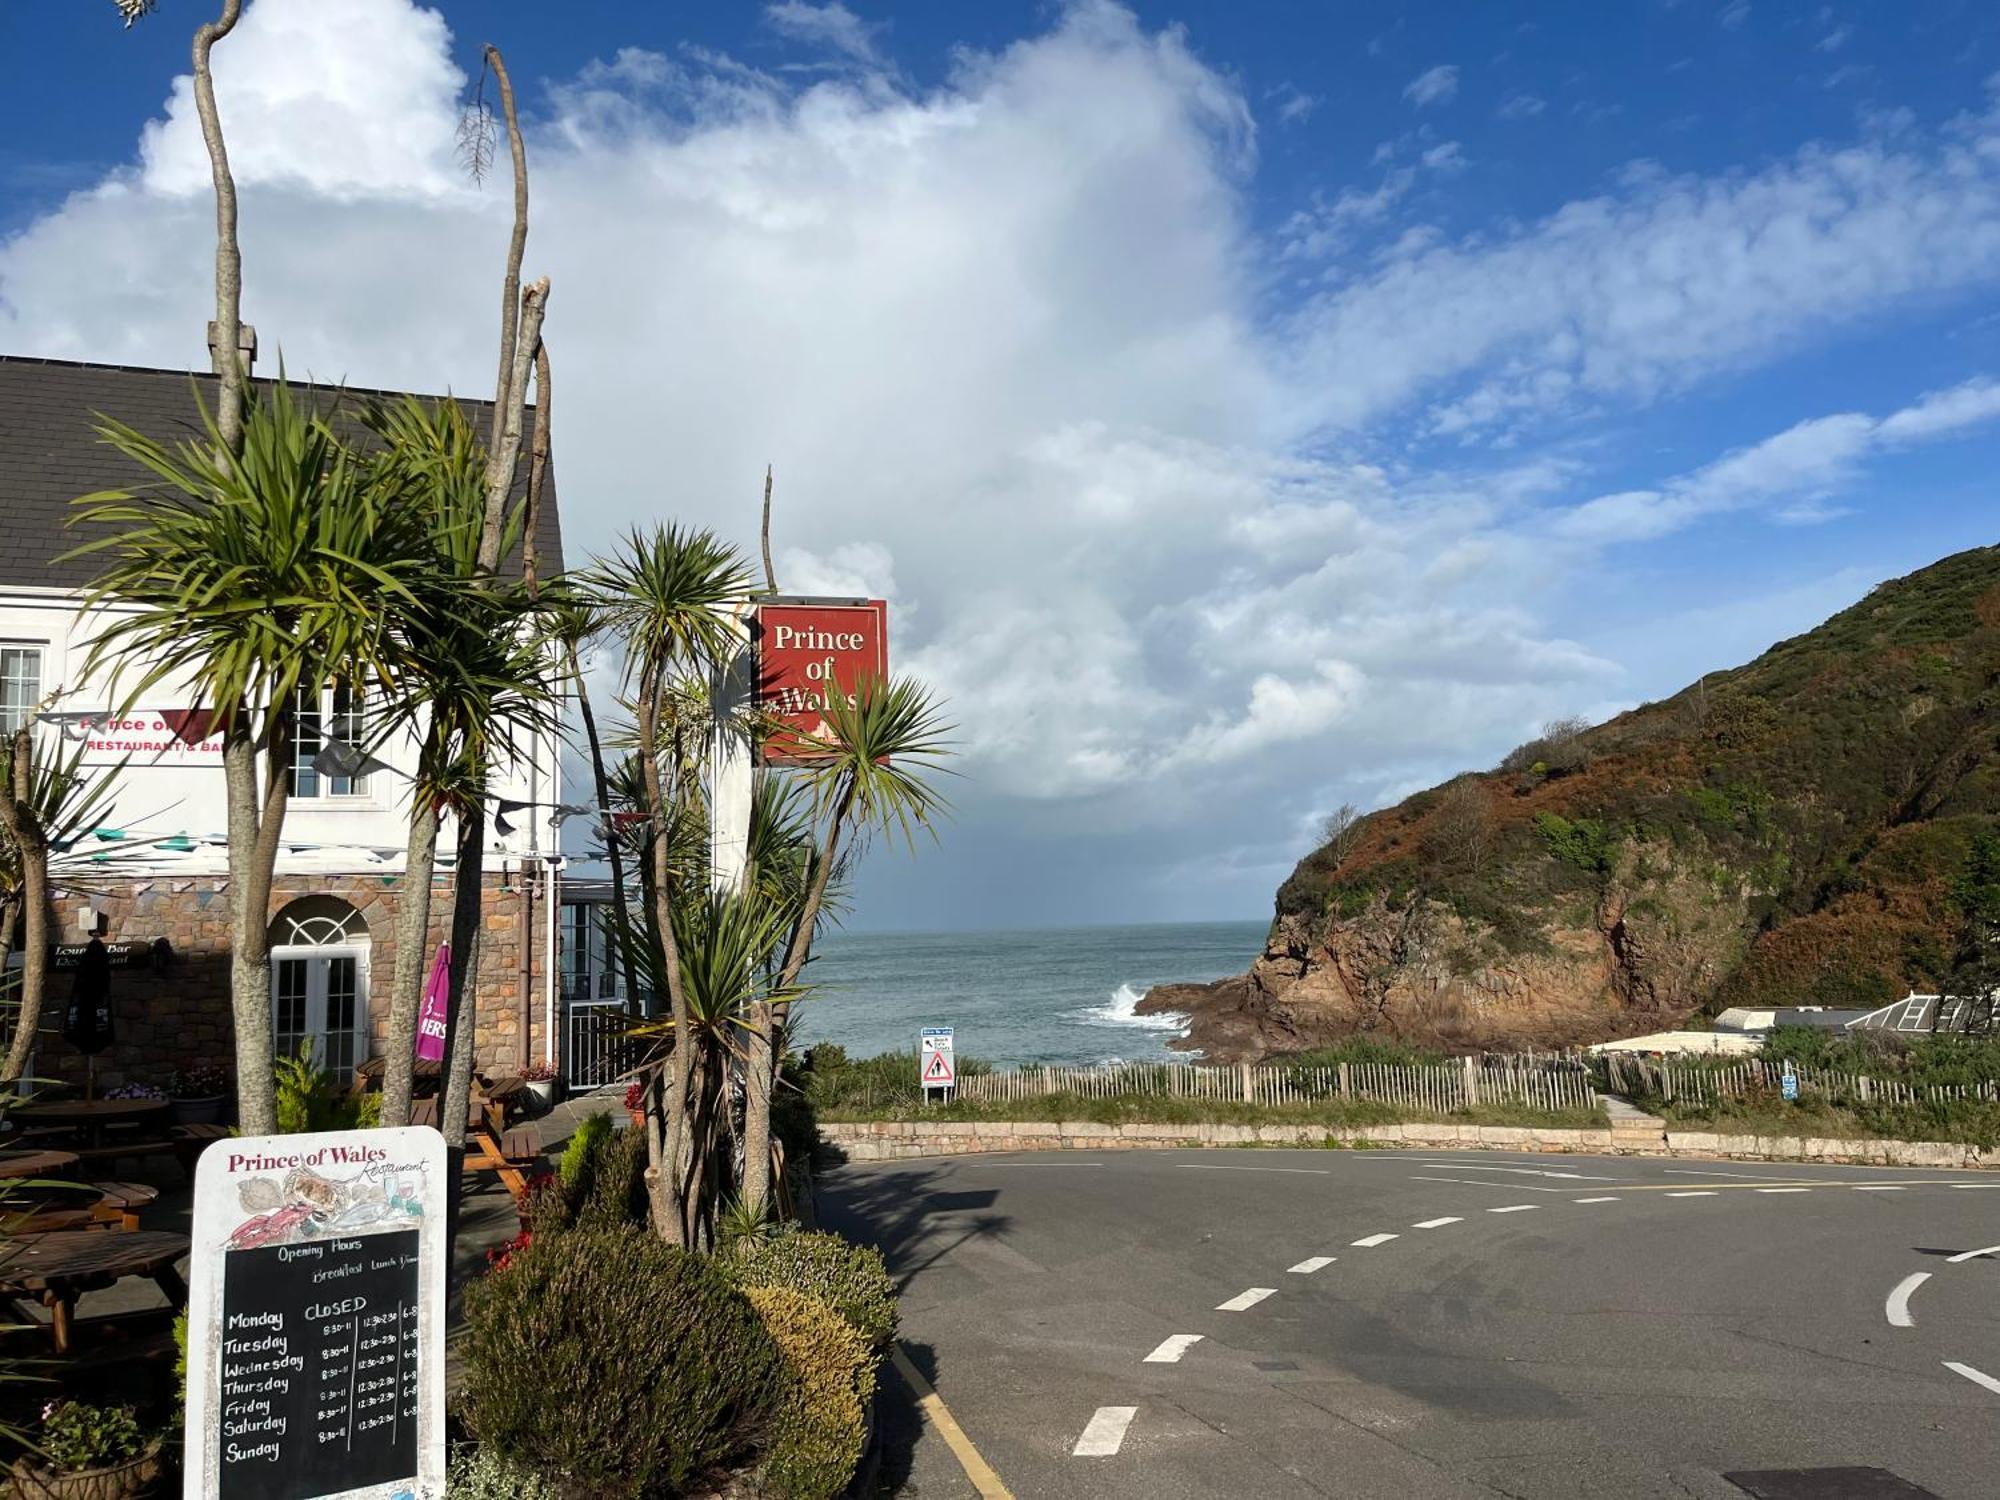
627, 1108, 645, 1131
169, 1095, 227, 1127
10, 1441, 164, 1500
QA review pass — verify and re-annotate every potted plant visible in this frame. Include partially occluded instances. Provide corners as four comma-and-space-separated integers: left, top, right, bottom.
521, 1060, 561, 1112
165, 1062, 230, 1126
10, 1400, 163, 1499
623, 1079, 645, 1131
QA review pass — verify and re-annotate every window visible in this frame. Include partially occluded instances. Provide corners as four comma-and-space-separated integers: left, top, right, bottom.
0, 646, 42, 735
269, 896, 369, 1075
289, 680, 369, 798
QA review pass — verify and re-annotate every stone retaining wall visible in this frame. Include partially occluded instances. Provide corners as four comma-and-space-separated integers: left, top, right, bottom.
820, 1119, 1999, 1170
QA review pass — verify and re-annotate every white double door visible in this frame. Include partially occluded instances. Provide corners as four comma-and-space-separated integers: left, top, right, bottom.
271, 945, 368, 1075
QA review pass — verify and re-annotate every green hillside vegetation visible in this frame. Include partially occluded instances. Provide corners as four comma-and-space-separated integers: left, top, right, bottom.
1275, 545, 2000, 1022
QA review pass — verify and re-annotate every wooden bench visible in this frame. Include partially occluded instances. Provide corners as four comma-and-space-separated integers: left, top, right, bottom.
0, 1229, 189, 1354
87, 1182, 159, 1233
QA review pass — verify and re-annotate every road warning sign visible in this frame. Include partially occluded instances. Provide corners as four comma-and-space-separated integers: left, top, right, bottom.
920, 1026, 956, 1091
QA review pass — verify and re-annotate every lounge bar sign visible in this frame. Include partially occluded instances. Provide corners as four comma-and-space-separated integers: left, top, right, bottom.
185, 1126, 446, 1500
753, 596, 888, 765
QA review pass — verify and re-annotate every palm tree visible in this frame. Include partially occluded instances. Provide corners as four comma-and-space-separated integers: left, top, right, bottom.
358, 397, 560, 1131
585, 526, 751, 1245
0, 727, 125, 1084
68, 381, 433, 1132
741, 674, 953, 1216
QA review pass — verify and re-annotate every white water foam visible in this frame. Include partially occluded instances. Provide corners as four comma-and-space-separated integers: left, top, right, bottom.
1074, 982, 1187, 1033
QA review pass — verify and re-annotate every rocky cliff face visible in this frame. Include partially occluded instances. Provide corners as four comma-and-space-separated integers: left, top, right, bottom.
1145, 546, 2000, 1059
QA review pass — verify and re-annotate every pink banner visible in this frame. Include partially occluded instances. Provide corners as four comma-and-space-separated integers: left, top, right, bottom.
416, 943, 450, 1062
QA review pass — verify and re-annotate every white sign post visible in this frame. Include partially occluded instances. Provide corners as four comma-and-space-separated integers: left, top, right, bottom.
920, 1026, 956, 1103
185, 1126, 447, 1500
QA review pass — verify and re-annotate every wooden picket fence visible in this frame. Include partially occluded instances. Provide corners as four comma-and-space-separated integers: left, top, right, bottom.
1596, 1052, 2000, 1109
948, 1057, 1597, 1114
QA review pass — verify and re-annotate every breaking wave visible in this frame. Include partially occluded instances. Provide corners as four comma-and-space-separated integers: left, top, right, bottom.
1073, 981, 1186, 1032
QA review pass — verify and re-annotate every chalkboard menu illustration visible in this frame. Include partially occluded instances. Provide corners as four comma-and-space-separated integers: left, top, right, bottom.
185, 1127, 446, 1500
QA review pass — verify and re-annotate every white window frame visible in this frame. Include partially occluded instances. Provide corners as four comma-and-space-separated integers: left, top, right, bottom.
270, 943, 371, 1076
287, 679, 378, 805
0, 643, 44, 736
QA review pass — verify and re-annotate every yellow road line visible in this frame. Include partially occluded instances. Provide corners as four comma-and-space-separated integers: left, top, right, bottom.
889, 1343, 1016, 1499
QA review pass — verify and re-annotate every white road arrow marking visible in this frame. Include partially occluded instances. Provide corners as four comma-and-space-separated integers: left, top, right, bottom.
1946, 1244, 2000, 1264
1944, 1361, 2000, 1396
1886, 1272, 1930, 1328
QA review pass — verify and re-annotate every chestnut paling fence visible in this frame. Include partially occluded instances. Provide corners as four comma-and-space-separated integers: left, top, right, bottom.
930, 1057, 1600, 1114
1596, 1052, 2000, 1109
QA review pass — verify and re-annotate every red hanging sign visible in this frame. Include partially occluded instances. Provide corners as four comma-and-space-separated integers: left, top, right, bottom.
753, 598, 888, 765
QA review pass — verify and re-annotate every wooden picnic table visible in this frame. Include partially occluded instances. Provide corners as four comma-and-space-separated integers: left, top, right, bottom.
0, 1229, 188, 1353
13, 1099, 170, 1152
0, 1147, 81, 1181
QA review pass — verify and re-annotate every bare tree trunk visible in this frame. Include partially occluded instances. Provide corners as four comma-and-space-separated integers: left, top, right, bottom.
439, 809, 485, 1153
637, 682, 695, 1245
192, 0, 245, 453
223, 707, 289, 1136
563, 638, 636, 1006
478, 282, 548, 571
0, 732, 48, 1085
759, 465, 776, 593
378, 806, 439, 1128
482, 44, 529, 458
523, 340, 551, 599
742, 780, 856, 1215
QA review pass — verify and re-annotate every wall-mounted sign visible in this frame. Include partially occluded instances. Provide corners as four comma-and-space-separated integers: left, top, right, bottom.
753, 598, 888, 765
50, 938, 172, 970
76, 708, 224, 768
184, 1126, 446, 1500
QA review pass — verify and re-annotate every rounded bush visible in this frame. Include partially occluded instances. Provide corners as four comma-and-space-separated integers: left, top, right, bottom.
721, 1229, 898, 1349
746, 1285, 876, 1500
461, 1226, 780, 1496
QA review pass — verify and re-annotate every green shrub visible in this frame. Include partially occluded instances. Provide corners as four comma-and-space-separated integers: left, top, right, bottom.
576, 1122, 648, 1229
1535, 812, 1614, 874
461, 1227, 780, 1496
746, 1285, 876, 1500
720, 1228, 898, 1349
273, 1046, 378, 1134
37, 1401, 146, 1473
446, 1446, 562, 1500
557, 1111, 612, 1193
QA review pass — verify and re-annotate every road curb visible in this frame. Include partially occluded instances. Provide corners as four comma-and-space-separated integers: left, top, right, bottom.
820, 1120, 2000, 1169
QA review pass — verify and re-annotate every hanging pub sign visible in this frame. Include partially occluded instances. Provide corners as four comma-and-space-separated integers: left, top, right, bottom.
184, 1126, 447, 1500
752, 596, 889, 765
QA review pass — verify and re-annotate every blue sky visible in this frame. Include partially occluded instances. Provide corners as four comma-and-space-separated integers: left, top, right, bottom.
4, 1, 2000, 932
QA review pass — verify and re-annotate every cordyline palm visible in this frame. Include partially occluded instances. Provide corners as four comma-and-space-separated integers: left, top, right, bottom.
359, 396, 559, 1129
68, 381, 432, 1133
0, 731, 125, 1084
585, 525, 751, 1245
741, 673, 953, 1215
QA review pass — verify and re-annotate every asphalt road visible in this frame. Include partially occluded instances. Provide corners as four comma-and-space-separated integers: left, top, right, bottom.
819, 1148, 2000, 1500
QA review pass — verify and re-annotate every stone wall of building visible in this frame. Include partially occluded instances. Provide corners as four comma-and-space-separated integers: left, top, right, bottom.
30, 867, 553, 1094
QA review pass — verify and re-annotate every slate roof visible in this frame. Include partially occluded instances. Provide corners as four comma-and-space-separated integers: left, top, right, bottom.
0, 355, 564, 591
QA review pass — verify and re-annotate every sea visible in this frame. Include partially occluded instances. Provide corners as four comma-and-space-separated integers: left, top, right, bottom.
788, 919, 1266, 1066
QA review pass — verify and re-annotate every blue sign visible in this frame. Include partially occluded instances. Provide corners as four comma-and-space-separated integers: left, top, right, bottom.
1781, 1070, 1799, 1101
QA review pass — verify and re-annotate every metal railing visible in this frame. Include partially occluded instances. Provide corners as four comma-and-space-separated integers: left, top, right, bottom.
563, 1002, 640, 1091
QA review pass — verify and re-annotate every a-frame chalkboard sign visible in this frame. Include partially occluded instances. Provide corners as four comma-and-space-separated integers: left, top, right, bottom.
184, 1126, 447, 1499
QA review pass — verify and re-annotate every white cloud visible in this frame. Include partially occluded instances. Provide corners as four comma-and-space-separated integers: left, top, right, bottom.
1496, 92, 1546, 120
764, 2, 883, 66
1268, 82, 1317, 126
1403, 65, 1460, 108
1816, 23, 1852, 52
1720, 1, 1751, 31
4, 0, 2000, 923
1556, 383, 2000, 543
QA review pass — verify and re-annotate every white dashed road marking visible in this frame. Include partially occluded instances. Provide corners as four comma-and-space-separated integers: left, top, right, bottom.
1886, 1272, 1930, 1328
1757, 1188, 1811, 1194
1402, 1164, 1619, 1181
1573, 1196, 1619, 1204
1351, 1233, 1399, 1247
1287, 1256, 1335, 1273
1852, 1185, 1903, 1193
1946, 1244, 2000, 1264
1666, 1191, 1718, 1198
1487, 1205, 1538, 1214
1413, 1217, 1463, 1229
1177, 1164, 1330, 1175
1410, 1176, 1570, 1193
1143, 1335, 1203, 1364
1944, 1362, 2000, 1397
1073, 1406, 1137, 1457
1216, 1287, 1276, 1312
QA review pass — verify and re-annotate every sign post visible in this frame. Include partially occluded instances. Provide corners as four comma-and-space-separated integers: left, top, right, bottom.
920, 1027, 956, 1104
1781, 1058, 1799, 1102
184, 1126, 447, 1500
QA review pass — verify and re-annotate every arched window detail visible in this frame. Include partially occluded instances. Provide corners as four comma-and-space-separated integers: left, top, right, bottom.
267, 896, 370, 1076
